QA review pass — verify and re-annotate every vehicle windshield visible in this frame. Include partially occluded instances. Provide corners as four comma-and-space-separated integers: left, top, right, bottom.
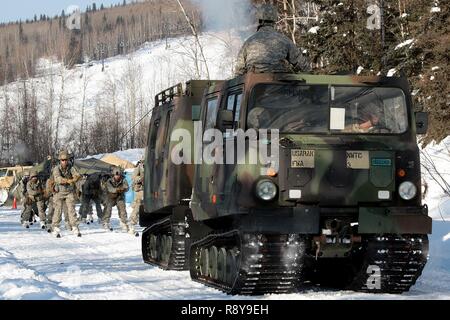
248, 84, 329, 133
0, 169, 7, 177
248, 84, 409, 134
330, 86, 408, 134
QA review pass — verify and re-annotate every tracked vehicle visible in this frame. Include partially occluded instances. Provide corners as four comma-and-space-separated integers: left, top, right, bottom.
140, 73, 431, 295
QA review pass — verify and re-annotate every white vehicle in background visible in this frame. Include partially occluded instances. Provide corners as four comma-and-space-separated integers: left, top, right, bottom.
0, 166, 33, 206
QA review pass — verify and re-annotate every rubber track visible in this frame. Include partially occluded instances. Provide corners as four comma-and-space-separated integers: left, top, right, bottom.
350, 235, 429, 293
142, 217, 188, 270
190, 230, 307, 295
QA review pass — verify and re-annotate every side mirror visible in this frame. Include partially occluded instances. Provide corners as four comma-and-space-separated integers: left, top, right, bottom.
415, 112, 428, 135
192, 105, 201, 121
218, 110, 234, 128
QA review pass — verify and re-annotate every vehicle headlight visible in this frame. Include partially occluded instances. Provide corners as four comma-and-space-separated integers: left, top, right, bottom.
256, 179, 277, 201
398, 181, 417, 200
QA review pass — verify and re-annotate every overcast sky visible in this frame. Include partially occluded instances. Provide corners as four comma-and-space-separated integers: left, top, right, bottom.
0, 1, 125, 23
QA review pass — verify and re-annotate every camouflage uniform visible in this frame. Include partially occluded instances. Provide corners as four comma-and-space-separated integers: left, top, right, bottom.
45, 173, 70, 230
103, 168, 129, 232
130, 161, 144, 228
235, 4, 310, 76
51, 151, 82, 237
79, 173, 104, 223
19, 172, 32, 227
25, 171, 47, 229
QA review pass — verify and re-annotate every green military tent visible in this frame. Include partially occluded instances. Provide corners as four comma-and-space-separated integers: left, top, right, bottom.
31, 157, 112, 179
74, 158, 113, 175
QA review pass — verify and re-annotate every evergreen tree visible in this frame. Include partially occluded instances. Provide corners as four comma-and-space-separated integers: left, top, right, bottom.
302, 0, 372, 73
412, 1, 449, 144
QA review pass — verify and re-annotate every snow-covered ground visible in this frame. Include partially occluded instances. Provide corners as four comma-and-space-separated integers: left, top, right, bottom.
0, 206, 448, 300
0, 33, 241, 151
1, 139, 449, 300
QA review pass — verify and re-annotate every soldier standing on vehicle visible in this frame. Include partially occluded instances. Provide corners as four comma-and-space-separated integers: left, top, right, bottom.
129, 159, 144, 235
103, 167, 130, 232
25, 170, 47, 230
235, 4, 310, 76
51, 150, 82, 238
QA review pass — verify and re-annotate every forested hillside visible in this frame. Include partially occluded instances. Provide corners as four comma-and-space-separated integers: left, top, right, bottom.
0, 0, 199, 83
0, 0, 448, 166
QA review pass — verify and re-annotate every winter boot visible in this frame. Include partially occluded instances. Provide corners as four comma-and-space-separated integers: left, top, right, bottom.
103, 223, 113, 231
72, 226, 82, 237
52, 227, 61, 238
40, 221, 46, 230
128, 224, 138, 237
87, 214, 94, 224
22, 221, 30, 229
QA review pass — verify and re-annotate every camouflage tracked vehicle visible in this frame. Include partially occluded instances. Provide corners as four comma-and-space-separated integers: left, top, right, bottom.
140, 73, 431, 295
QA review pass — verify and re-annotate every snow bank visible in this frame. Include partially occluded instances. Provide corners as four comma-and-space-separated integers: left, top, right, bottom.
0, 249, 64, 300
395, 39, 414, 50
0, 33, 242, 150
308, 26, 320, 34
430, 7, 441, 13
422, 137, 450, 221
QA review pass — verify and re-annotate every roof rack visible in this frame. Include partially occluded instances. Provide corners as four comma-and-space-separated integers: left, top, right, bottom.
155, 83, 183, 107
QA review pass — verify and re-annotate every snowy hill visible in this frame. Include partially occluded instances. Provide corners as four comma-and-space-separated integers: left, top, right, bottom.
0, 32, 243, 155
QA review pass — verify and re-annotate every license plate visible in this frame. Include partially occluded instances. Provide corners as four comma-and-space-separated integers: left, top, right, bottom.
347, 151, 370, 169
291, 150, 315, 168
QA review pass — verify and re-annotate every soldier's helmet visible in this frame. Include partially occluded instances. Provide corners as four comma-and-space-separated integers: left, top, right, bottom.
256, 4, 278, 24
112, 167, 124, 176
29, 170, 38, 178
58, 150, 70, 161
23, 170, 30, 177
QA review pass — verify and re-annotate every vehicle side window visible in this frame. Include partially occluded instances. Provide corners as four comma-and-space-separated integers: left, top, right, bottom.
149, 119, 160, 151
226, 92, 243, 128
205, 98, 219, 130
234, 93, 242, 127
163, 111, 172, 148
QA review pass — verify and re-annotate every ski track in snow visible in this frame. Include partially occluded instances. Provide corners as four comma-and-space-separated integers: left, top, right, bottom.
0, 206, 449, 300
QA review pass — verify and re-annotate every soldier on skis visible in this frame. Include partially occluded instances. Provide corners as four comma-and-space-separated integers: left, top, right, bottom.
129, 159, 144, 235
24, 170, 47, 230
51, 150, 82, 238
102, 167, 131, 233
